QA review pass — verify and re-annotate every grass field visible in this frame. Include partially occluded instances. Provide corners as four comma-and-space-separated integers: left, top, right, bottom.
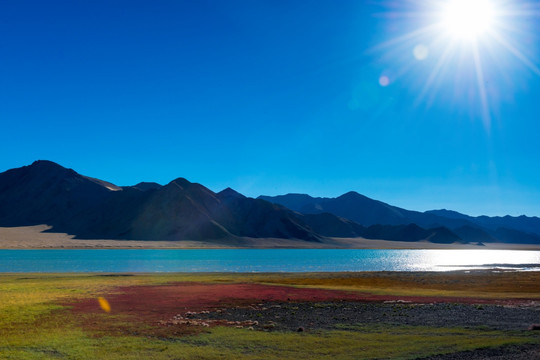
1, 272, 539, 359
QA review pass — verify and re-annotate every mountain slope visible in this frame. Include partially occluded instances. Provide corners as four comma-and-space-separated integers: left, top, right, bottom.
259, 192, 470, 228
0, 161, 324, 242
2, 161, 535, 245
0, 160, 117, 231
427, 209, 540, 234
260, 193, 540, 243
118, 178, 232, 240
214, 188, 322, 241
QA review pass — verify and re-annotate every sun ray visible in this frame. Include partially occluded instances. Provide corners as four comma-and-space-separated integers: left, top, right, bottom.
498, 9, 540, 17
488, 30, 540, 75
491, 20, 533, 40
472, 42, 492, 131
415, 40, 456, 106
498, 1, 540, 17
368, 24, 441, 53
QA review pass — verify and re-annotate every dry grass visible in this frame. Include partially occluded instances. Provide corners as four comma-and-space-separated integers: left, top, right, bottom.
246, 271, 540, 299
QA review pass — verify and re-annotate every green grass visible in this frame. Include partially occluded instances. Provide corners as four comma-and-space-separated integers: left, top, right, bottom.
0, 273, 538, 359
2, 323, 536, 360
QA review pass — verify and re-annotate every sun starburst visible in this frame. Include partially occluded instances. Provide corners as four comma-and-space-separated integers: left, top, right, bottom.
373, 0, 540, 130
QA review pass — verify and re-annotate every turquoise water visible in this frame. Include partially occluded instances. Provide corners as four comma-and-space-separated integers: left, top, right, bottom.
1, 249, 539, 272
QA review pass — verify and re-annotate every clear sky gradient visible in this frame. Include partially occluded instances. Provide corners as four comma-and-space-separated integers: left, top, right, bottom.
1, 0, 539, 216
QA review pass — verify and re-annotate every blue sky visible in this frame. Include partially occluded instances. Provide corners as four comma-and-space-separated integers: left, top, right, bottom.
1, 0, 539, 216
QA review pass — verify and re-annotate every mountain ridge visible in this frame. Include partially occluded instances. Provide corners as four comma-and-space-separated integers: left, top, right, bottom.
0, 161, 325, 243
1, 161, 538, 245
259, 193, 540, 244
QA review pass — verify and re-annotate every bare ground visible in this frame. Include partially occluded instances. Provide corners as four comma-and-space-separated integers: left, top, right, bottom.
2, 225, 539, 249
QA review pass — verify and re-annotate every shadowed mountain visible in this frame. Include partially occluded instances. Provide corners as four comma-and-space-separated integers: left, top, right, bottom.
217, 187, 246, 199
427, 209, 540, 235
302, 213, 367, 238
260, 193, 540, 244
215, 189, 459, 243
426, 210, 540, 244
300, 214, 463, 243
258, 194, 329, 213
2, 161, 535, 245
106, 178, 232, 240
424, 209, 472, 221
362, 224, 463, 244
259, 192, 471, 228
113, 181, 324, 242
0, 160, 117, 230
452, 225, 497, 244
214, 188, 321, 241
0, 161, 323, 242
129, 182, 162, 192
492, 227, 540, 244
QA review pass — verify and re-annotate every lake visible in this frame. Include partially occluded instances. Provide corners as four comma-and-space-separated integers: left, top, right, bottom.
1, 249, 540, 272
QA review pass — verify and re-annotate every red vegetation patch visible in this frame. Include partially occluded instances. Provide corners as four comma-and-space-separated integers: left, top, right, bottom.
70, 282, 371, 322
64, 281, 539, 337
68, 282, 532, 323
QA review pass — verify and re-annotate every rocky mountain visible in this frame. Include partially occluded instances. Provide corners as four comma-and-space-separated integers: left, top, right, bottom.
0, 160, 116, 230
259, 193, 540, 244
130, 182, 162, 192
426, 209, 540, 235
259, 192, 471, 228
299, 214, 461, 243
0, 161, 325, 242
4, 160, 536, 245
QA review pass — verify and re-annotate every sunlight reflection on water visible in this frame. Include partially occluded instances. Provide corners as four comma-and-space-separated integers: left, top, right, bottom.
423, 250, 540, 271
0, 249, 539, 272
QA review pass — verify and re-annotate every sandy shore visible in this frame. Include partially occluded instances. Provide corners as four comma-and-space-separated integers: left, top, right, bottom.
1, 225, 539, 250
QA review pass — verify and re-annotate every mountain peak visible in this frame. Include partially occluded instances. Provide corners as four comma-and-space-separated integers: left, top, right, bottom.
218, 187, 246, 199
425, 209, 471, 220
25, 160, 122, 191
168, 177, 192, 188
131, 182, 162, 192
338, 191, 365, 199
31, 159, 63, 167
29, 160, 72, 174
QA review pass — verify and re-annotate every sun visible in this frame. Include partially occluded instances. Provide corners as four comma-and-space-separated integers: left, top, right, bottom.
371, 0, 540, 130
441, 0, 495, 41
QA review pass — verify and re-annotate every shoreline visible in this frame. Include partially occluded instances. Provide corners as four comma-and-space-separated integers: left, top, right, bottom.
1, 225, 540, 250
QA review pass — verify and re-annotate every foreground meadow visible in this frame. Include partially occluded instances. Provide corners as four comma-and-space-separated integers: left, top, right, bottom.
1, 271, 539, 359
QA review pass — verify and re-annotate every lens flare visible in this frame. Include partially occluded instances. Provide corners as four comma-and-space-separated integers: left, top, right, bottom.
98, 297, 111, 312
413, 44, 429, 60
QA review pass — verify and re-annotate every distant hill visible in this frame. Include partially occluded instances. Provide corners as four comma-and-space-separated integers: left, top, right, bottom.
259, 192, 473, 229
426, 209, 540, 235
363, 224, 463, 244
130, 182, 162, 192
259, 193, 540, 244
300, 214, 462, 243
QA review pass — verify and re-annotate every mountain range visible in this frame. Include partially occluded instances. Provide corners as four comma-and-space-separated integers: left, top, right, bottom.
0, 160, 539, 245
258, 193, 540, 244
